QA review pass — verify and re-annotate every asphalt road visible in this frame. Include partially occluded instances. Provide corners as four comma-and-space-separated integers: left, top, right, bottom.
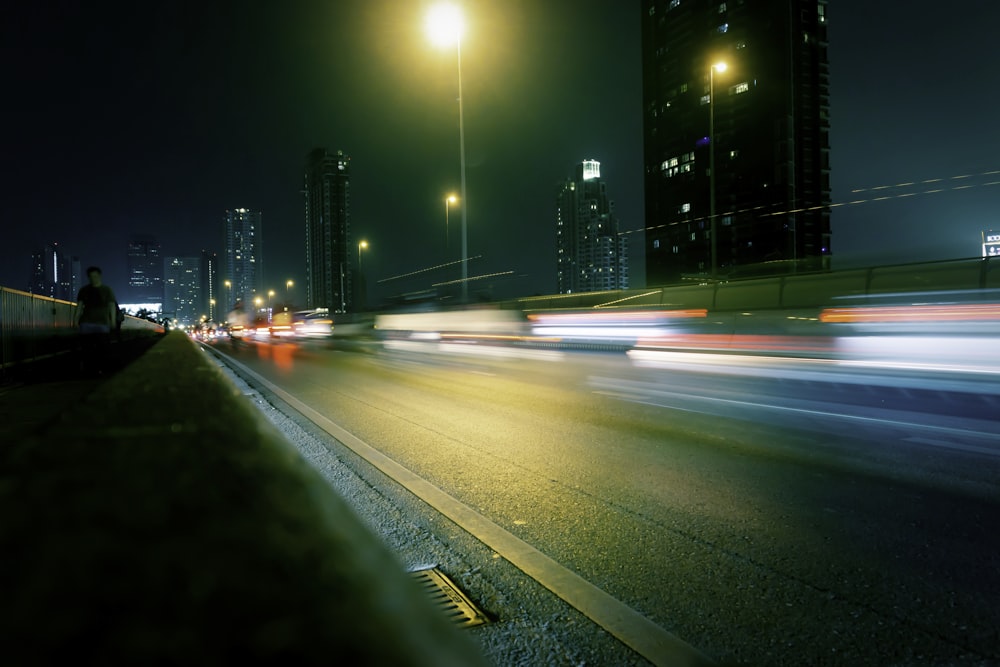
209, 336, 1000, 665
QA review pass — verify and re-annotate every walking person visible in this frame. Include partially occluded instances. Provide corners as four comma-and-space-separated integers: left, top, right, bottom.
76, 266, 118, 376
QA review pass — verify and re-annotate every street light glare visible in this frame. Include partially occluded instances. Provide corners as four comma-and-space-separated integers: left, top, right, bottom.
447, 194, 457, 203
713, 61, 728, 73
359, 240, 369, 250
426, 4, 464, 47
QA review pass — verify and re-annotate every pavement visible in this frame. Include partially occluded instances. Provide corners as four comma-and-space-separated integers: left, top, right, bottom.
0, 332, 486, 666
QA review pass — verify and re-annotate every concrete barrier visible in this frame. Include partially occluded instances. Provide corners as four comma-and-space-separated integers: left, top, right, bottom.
0, 332, 486, 666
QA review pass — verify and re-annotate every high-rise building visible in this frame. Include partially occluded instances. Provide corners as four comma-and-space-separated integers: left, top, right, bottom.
642, 0, 831, 285
29, 242, 72, 300
127, 234, 164, 305
304, 148, 352, 312
201, 250, 219, 321
556, 159, 629, 294
223, 208, 261, 315
163, 256, 202, 326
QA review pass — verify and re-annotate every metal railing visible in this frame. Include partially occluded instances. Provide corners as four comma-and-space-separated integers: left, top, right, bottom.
1, 286, 163, 372
511, 256, 1000, 313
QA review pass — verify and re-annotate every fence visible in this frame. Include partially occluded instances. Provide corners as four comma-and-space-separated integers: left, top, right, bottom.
0, 286, 163, 372
511, 256, 1000, 313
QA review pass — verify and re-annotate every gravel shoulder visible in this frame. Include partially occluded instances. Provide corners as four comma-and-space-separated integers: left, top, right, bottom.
206, 349, 657, 667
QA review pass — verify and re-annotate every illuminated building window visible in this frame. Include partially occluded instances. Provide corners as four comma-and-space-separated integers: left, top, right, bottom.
718, 2, 727, 11
717, 23, 728, 33
731, 82, 749, 94
700, 94, 710, 105
669, 0, 680, 8
653, 239, 660, 249
680, 203, 691, 213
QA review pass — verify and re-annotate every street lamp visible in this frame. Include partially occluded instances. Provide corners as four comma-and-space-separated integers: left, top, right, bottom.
427, 4, 469, 302
445, 194, 457, 249
709, 60, 727, 279
224, 280, 232, 308
209, 298, 216, 321
285, 279, 294, 300
358, 240, 369, 272
357, 240, 369, 312
267, 290, 275, 322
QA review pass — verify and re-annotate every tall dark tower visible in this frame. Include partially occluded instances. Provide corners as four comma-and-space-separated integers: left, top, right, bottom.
223, 209, 261, 313
304, 148, 352, 312
642, 0, 831, 285
127, 234, 163, 305
556, 160, 629, 294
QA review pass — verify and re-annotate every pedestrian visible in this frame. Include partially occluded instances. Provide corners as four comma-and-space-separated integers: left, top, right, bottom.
76, 266, 118, 376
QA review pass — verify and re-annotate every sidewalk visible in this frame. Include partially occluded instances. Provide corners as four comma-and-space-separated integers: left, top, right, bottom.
0, 336, 162, 443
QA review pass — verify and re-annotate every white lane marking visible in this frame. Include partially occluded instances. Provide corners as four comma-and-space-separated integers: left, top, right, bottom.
591, 377, 1000, 455
207, 346, 714, 667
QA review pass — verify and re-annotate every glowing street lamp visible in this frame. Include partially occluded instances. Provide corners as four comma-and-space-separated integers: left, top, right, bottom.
224, 280, 232, 308
285, 279, 294, 300
445, 194, 457, 248
709, 60, 727, 279
358, 240, 369, 273
427, 4, 469, 301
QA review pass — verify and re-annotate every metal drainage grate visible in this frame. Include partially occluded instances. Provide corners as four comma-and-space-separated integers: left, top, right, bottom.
409, 567, 489, 628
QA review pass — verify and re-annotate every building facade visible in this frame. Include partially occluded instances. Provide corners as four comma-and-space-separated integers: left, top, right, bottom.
224, 208, 261, 315
304, 148, 352, 311
642, 0, 830, 285
556, 160, 629, 294
127, 234, 164, 305
163, 256, 202, 326
29, 242, 73, 300
201, 250, 218, 321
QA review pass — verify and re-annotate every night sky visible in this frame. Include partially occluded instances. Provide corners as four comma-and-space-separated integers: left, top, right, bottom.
2, 0, 998, 304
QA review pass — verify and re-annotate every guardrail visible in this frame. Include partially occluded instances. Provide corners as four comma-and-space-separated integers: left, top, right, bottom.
510, 256, 1000, 313
0, 286, 163, 372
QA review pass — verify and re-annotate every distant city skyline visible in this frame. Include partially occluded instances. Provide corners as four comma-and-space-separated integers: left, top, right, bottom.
2, 1, 998, 302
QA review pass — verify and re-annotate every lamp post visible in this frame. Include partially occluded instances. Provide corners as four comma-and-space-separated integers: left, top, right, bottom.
285, 279, 293, 301
358, 240, 368, 273
445, 194, 457, 249
209, 298, 216, 322
709, 61, 727, 280
224, 280, 232, 309
357, 240, 369, 312
267, 290, 275, 322
427, 5, 468, 302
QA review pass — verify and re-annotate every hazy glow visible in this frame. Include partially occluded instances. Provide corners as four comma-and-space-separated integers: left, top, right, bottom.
713, 61, 728, 73
426, 4, 464, 47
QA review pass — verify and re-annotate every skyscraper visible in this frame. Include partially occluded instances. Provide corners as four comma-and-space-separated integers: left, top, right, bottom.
556, 160, 629, 294
29, 242, 72, 300
127, 234, 164, 305
642, 0, 831, 285
163, 256, 201, 326
201, 250, 219, 321
304, 148, 352, 312
224, 208, 261, 314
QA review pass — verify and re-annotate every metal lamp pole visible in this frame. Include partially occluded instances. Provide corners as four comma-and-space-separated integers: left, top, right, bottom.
709, 61, 727, 280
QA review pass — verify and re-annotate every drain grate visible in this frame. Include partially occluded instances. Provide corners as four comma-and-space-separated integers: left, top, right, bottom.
409, 567, 489, 628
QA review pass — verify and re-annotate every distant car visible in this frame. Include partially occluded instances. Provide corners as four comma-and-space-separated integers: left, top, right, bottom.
270, 311, 295, 338
295, 311, 334, 338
